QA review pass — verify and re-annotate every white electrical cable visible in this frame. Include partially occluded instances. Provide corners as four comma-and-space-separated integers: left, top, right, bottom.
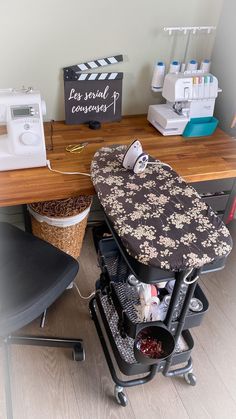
47, 160, 91, 177
73, 282, 95, 300
147, 161, 172, 169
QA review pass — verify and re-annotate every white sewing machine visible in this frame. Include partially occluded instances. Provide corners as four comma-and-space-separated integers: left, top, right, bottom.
0, 88, 47, 171
147, 72, 220, 136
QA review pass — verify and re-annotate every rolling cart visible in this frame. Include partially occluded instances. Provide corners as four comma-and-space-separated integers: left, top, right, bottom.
89, 144, 232, 406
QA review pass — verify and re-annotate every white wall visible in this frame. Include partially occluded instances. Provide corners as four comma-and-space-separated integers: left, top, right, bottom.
0, 0, 223, 121
211, 0, 236, 136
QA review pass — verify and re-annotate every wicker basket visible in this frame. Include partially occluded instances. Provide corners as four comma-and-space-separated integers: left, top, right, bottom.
28, 196, 93, 259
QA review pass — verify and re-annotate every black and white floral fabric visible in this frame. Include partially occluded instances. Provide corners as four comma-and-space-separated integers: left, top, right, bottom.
91, 145, 233, 272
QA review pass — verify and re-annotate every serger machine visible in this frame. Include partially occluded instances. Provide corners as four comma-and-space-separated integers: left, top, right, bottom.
148, 71, 220, 137
0, 88, 47, 171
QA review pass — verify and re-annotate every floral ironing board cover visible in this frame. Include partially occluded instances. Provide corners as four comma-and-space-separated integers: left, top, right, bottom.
91, 145, 233, 272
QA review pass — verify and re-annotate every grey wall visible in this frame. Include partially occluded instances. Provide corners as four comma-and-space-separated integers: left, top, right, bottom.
211, 0, 236, 136
0, 0, 223, 121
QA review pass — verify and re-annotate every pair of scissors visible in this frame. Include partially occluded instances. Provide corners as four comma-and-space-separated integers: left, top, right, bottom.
66, 142, 89, 153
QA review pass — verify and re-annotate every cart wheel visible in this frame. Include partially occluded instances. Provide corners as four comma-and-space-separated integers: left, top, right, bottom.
72, 343, 85, 362
114, 385, 128, 407
184, 372, 197, 386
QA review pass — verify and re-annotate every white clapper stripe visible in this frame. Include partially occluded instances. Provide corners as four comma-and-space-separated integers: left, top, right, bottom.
107, 57, 118, 64
97, 59, 107, 66
78, 74, 88, 80
88, 73, 98, 80
87, 61, 97, 68
77, 63, 88, 71
98, 73, 108, 80
108, 73, 118, 79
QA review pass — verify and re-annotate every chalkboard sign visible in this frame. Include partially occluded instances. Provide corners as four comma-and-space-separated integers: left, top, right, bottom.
63, 55, 123, 125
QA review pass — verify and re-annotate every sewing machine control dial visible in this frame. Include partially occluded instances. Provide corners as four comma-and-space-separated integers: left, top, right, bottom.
20, 132, 40, 146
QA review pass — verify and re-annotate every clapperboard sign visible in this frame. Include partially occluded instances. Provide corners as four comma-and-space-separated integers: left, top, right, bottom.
63, 54, 123, 124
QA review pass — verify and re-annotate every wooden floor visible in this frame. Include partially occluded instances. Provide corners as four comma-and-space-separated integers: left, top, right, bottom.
1, 223, 236, 419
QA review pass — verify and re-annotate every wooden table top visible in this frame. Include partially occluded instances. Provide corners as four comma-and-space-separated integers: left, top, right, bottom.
1, 115, 236, 207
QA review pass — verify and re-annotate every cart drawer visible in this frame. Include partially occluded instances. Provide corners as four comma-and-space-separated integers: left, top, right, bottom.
191, 178, 235, 195
201, 194, 229, 212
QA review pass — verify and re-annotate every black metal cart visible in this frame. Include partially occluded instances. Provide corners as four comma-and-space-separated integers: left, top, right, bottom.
89, 220, 226, 407
89, 144, 232, 407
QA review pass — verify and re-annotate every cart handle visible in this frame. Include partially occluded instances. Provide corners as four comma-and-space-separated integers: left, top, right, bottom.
183, 268, 199, 285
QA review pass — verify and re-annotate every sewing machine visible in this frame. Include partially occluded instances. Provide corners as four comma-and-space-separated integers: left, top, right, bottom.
0, 88, 47, 171
148, 72, 220, 136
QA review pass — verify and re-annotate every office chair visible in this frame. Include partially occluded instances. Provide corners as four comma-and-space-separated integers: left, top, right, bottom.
0, 222, 84, 419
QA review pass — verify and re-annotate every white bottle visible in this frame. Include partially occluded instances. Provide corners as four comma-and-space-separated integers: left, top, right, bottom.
151, 61, 165, 91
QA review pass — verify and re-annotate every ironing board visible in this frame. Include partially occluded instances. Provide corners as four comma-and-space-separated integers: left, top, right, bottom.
91, 145, 233, 272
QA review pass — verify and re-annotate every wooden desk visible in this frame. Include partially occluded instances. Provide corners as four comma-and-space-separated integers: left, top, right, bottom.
1, 115, 236, 222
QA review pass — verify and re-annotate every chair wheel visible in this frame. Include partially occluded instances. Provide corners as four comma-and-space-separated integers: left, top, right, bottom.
184, 372, 197, 386
72, 343, 85, 362
114, 385, 128, 407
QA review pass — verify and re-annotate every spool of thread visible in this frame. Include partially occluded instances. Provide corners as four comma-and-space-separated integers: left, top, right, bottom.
169, 60, 181, 73
187, 60, 198, 71
200, 59, 211, 73
151, 61, 165, 90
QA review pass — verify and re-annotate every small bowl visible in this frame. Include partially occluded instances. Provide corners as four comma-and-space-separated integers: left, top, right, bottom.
134, 325, 175, 365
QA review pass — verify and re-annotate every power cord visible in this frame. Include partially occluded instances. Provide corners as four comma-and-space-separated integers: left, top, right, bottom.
148, 161, 172, 169
47, 160, 94, 297
73, 282, 95, 300
47, 160, 91, 177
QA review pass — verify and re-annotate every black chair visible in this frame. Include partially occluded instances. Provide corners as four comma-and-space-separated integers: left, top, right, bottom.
0, 222, 84, 419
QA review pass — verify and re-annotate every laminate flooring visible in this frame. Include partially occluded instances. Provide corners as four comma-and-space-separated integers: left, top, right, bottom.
1, 223, 236, 419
